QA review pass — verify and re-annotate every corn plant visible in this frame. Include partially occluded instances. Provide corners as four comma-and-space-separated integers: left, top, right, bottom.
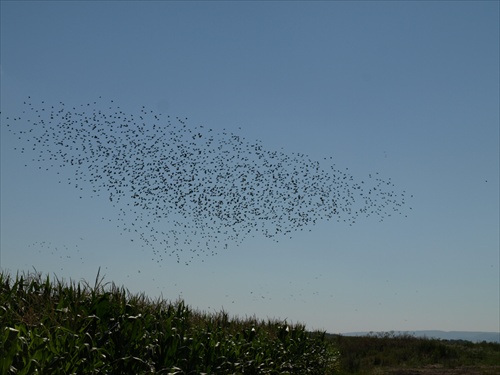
0, 270, 340, 374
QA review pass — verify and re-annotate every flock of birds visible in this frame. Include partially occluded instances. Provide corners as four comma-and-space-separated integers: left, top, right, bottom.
5, 98, 411, 265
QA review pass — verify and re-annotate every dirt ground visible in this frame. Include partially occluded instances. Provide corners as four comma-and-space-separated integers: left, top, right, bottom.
382, 365, 500, 375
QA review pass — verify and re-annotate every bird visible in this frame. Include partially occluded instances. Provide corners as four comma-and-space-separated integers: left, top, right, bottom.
5, 97, 412, 265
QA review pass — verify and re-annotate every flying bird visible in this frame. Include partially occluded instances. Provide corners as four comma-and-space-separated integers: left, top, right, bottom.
5, 98, 411, 265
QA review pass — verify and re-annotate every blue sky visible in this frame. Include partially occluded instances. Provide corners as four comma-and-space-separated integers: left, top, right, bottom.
1, 1, 498, 334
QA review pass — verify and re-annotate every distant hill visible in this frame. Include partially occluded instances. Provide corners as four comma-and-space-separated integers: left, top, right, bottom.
339, 330, 500, 343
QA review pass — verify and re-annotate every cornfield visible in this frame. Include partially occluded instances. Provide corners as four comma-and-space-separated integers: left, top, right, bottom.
0, 270, 340, 374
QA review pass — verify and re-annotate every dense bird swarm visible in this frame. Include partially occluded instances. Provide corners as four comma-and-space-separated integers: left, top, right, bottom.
4, 98, 411, 265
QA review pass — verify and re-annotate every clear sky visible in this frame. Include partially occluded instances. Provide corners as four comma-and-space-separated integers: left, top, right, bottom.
1, 1, 498, 334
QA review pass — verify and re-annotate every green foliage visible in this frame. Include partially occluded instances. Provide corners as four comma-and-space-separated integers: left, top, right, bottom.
0, 270, 339, 374
328, 331, 500, 374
